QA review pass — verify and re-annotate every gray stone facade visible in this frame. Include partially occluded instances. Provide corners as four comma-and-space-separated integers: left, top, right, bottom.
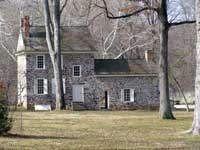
25, 53, 98, 110
20, 52, 159, 110
16, 23, 159, 110
96, 76, 159, 110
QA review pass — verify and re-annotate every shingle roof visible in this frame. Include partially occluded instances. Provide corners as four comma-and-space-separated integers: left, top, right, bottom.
18, 26, 97, 53
95, 59, 158, 75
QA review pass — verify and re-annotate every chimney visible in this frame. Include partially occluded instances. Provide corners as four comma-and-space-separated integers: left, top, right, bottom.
21, 16, 30, 37
144, 50, 154, 62
0, 81, 6, 92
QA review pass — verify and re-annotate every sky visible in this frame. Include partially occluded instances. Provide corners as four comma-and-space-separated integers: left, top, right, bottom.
168, 0, 195, 22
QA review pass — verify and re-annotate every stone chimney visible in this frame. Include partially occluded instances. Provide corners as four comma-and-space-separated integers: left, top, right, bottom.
21, 16, 30, 37
144, 50, 154, 62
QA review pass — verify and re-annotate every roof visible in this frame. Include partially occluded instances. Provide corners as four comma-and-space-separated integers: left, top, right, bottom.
17, 26, 97, 53
95, 59, 158, 76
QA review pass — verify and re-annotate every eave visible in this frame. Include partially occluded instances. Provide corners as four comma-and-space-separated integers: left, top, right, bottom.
95, 74, 158, 77
15, 50, 97, 56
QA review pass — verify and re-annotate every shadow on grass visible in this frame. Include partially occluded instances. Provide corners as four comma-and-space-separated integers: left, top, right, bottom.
13, 118, 73, 121
3, 133, 77, 140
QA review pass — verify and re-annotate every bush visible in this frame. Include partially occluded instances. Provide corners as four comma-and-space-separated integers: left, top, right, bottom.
0, 92, 12, 135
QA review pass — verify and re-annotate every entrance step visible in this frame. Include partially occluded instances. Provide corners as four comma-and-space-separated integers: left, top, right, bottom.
72, 102, 85, 111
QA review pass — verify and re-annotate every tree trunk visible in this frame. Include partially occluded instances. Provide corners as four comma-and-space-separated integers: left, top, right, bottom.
43, 0, 65, 110
52, 0, 65, 110
172, 75, 190, 112
158, 0, 175, 119
52, 61, 65, 110
188, 0, 200, 135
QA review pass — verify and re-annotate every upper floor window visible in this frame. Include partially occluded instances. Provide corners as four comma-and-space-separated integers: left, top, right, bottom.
36, 55, 45, 69
73, 65, 81, 77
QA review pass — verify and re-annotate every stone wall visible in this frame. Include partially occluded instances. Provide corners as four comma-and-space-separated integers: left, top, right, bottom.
95, 76, 159, 110
24, 53, 159, 110
26, 53, 98, 110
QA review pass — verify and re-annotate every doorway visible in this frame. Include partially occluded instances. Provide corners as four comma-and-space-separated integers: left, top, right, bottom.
100, 91, 109, 110
72, 85, 84, 102
105, 91, 108, 109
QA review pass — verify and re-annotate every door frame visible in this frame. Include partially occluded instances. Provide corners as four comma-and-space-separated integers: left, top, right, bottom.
72, 85, 84, 102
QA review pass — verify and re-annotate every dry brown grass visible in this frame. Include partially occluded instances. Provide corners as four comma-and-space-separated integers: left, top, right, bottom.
0, 111, 200, 150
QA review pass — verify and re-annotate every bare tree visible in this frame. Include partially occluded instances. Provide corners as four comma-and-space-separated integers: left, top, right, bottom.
0, 0, 44, 62
43, 0, 66, 110
97, 0, 195, 119
188, 0, 200, 135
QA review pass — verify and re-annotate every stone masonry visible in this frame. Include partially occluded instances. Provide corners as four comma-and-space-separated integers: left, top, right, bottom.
16, 20, 159, 110
23, 53, 159, 110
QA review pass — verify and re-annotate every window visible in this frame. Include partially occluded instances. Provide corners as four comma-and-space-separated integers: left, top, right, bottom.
124, 89, 131, 102
36, 55, 45, 69
121, 89, 134, 102
52, 78, 66, 94
34, 79, 48, 95
73, 65, 81, 77
38, 79, 44, 94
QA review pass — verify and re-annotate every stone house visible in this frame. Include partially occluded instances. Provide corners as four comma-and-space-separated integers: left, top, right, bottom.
17, 16, 159, 110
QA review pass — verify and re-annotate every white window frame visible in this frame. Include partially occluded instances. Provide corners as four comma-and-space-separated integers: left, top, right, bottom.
121, 89, 134, 102
34, 78, 48, 95
73, 65, 81, 77
36, 55, 45, 69
51, 78, 66, 94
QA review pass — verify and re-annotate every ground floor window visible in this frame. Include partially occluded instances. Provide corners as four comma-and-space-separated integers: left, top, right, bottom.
121, 89, 134, 102
124, 89, 131, 101
34, 78, 48, 95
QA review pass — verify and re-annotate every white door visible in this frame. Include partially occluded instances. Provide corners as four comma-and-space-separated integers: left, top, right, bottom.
73, 85, 84, 102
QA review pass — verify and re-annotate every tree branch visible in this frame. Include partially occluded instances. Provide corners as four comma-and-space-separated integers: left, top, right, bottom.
96, 0, 157, 20
0, 43, 16, 62
87, 12, 104, 26
43, 0, 54, 53
60, 0, 68, 15
169, 20, 196, 27
114, 38, 158, 59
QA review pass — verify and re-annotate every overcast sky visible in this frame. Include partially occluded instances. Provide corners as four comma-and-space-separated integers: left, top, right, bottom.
168, 0, 195, 22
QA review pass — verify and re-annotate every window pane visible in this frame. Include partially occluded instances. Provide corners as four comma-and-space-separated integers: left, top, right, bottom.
37, 56, 44, 69
38, 79, 44, 94
124, 89, 130, 101
73, 66, 81, 77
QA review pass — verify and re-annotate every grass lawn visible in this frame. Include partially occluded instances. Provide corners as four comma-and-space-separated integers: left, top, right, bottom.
0, 111, 200, 150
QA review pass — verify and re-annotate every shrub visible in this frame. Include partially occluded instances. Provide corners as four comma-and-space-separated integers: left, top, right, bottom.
0, 92, 12, 135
